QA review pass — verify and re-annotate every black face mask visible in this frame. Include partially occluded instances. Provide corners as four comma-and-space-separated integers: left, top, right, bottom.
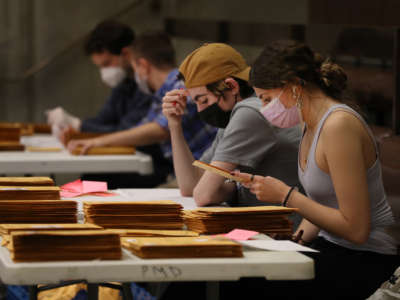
198, 100, 232, 128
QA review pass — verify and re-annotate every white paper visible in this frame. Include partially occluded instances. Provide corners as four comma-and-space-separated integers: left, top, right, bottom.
21, 135, 63, 148
117, 188, 198, 210
240, 240, 319, 252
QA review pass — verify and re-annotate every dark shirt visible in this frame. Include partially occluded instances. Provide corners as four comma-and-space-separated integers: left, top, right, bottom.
81, 77, 156, 133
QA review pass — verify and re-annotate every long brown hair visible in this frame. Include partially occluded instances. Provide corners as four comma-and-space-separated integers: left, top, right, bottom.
250, 40, 348, 101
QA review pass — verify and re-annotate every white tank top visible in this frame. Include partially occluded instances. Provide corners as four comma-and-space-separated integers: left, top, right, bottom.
298, 104, 396, 255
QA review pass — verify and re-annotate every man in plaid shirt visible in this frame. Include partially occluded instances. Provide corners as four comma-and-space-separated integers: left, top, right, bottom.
68, 32, 217, 186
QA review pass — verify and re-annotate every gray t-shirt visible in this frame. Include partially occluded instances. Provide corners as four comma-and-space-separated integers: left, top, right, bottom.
200, 97, 301, 206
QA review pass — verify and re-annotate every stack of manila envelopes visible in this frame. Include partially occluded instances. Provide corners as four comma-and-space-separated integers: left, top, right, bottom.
107, 229, 199, 237
71, 146, 135, 155
0, 223, 103, 246
84, 201, 184, 230
0, 177, 54, 186
183, 206, 297, 237
122, 236, 243, 259
8, 230, 121, 262
0, 200, 77, 223
0, 186, 60, 200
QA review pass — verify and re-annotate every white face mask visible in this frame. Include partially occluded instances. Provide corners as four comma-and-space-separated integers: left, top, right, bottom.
134, 72, 151, 95
100, 67, 126, 88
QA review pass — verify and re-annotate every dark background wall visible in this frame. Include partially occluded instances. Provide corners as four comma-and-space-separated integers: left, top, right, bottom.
0, 0, 396, 128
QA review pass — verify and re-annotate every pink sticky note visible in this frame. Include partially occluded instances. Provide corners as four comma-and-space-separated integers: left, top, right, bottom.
224, 229, 259, 241
82, 181, 108, 194
61, 179, 83, 193
60, 190, 82, 198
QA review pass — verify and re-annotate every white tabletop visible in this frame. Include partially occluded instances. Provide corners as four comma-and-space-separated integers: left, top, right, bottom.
0, 243, 314, 285
0, 188, 314, 285
0, 135, 153, 175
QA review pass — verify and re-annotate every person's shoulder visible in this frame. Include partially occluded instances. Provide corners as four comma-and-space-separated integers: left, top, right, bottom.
321, 107, 365, 146
231, 96, 262, 116
225, 96, 276, 137
230, 96, 268, 123
324, 108, 364, 136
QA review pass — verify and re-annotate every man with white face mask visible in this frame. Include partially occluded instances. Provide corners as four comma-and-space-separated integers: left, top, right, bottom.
46, 20, 155, 142
67, 31, 217, 188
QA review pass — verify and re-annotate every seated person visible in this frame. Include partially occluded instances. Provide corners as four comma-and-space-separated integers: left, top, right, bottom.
232, 40, 400, 299
68, 32, 217, 188
162, 43, 301, 209
46, 20, 156, 140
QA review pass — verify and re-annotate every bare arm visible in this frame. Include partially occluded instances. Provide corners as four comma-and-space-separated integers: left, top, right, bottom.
162, 89, 203, 196
169, 123, 204, 196
193, 161, 237, 206
68, 122, 169, 154
295, 219, 320, 243
96, 122, 169, 146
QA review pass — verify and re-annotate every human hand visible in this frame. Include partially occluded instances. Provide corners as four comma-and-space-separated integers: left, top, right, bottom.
67, 138, 102, 155
162, 89, 188, 128
46, 107, 81, 130
59, 126, 79, 146
232, 170, 291, 204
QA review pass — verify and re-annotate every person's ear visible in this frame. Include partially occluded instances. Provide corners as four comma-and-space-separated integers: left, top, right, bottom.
133, 57, 151, 76
292, 85, 297, 98
137, 58, 151, 74
224, 77, 239, 94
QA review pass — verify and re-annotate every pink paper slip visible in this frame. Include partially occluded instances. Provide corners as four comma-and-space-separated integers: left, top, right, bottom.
61, 179, 82, 193
61, 179, 110, 198
60, 190, 82, 198
224, 229, 259, 241
82, 181, 107, 194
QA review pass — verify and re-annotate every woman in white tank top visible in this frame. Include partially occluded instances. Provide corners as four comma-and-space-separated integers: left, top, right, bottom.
233, 40, 400, 300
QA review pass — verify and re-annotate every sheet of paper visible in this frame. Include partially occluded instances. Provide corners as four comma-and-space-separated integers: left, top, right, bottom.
240, 240, 319, 252
61, 179, 110, 198
61, 179, 82, 193
82, 181, 107, 194
60, 190, 82, 198
117, 188, 198, 210
224, 229, 259, 241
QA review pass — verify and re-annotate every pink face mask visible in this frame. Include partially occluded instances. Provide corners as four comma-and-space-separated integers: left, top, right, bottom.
259, 90, 301, 128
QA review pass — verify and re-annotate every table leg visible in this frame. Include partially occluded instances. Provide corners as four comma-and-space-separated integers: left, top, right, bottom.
87, 284, 99, 300
206, 281, 219, 300
29, 285, 38, 300
121, 283, 134, 300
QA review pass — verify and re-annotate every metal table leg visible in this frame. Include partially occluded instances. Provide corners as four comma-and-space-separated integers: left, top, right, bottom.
87, 283, 99, 300
122, 283, 134, 300
29, 285, 38, 300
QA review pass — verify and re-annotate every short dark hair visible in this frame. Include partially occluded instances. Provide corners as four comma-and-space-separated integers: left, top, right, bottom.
206, 77, 254, 99
178, 72, 254, 99
84, 20, 135, 56
131, 31, 176, 69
